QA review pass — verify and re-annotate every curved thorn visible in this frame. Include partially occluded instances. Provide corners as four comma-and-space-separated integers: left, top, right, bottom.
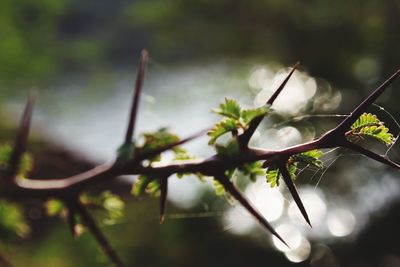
240, 62, 299, 146
7, 91, 36, 179
335, 69, 400, 134
124, 49, 149, 144
279, 163, 312, 227
159, 177, 168, 224
342, 140, 400, 170
215, 173, 289, 247
74, 201, 125, 267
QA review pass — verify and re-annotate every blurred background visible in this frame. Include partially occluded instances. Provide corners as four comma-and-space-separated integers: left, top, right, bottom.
1, 0, 400, 266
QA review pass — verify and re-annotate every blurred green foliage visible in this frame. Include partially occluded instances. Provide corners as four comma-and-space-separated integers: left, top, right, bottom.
125, 0, 400, 87
1, 0, 399, 91
0, 0, 67, 87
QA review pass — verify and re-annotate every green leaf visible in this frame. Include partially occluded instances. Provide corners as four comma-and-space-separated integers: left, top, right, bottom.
208, 118, 239, 145
0, 144, 33, 177
288, 162, 298, 180
132, 175, 162, 197
173, 149, 195, 161
213, 179, 226, 196
241, 105, 271, 125
132, 175, 152, 197
45, 199, 65, 217
0, 201, 30, 241
291, 149, 323, 168
146, 180, 161, 197
101, 191, 125, 225
266, 167, 280, 187
348, 113, 395, 146
135, 128, 185, 162
239, 161, 265, 182
358, 125, 394, 146
212, 98, 241, 119
79, 191, 125, 225
351, 113, 382, 131
266, 161, 299, 188
137, 128, 180, 152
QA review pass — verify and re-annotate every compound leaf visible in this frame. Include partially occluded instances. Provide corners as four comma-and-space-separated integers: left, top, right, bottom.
241, 105, 271, 125
208, 119, 238, 145
212, 98, 241, 119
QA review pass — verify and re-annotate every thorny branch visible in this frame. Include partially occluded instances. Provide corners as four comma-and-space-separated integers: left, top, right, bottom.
1, 50, 399, 266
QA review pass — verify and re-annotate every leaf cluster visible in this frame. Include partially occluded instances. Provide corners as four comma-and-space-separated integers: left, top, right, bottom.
132, 128, 198, 197
347, 112, 394, 146
46, 191, 125, 226
208, 98, 271, 145
266, 150, 323, 188
0, 201, 30, 242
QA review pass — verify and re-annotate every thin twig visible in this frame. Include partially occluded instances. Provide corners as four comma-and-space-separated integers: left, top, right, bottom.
74, 201, 125, 267
342, 140, 400, 170
14, 128, 208, 194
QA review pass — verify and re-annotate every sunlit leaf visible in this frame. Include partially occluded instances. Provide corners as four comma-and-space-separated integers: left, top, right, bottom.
239, 161, 265, 182
351, 113, 382, 130
288, 162, 298, 179
132, 175, 152, 197
241, 105, 271, 125
213, 179, 226, 196
291, 149, 323, 168
267, 162, 298, 188
135, 128, 180, 158
79, 191, 125, 225
266, 167, 280, 187
45, 199, 65, 217
101, 191, 125, 225
212, 98, 241, 119
348, 113, 394, 146
208, 118, 238, 145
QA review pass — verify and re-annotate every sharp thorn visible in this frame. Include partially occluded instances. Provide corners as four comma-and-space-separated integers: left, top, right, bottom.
343, 140, 400, 170
124, 49, 149, 144
159, 177, 168, 224
215, 173, 289, 248
7, 91, 36, 179
279, 164, 312, 227
266, 62, 299, 105
239, 62, 299, 147
75, 201, 125, 267
336, 69, 400, 133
